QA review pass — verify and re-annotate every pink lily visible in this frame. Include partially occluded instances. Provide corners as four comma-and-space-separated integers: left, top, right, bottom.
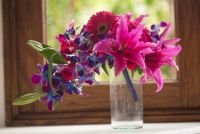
141, 24, 182, 92
157, 23, 181, 48
93, 16, 154, 76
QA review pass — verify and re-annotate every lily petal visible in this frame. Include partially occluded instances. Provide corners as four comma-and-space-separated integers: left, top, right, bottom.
127, 24, 144, 48
112, 53, 126, 76
164, 38, 181, 45
160, 45, 182, 57
129, 53, 145, 70
93, 39, 118, 55
160, 23, 171, 40
116, 16, 128, 46
153, 69, 163, 92
168, 60, 179, 70
132, 15, 148, 25
123, 48, 145, 70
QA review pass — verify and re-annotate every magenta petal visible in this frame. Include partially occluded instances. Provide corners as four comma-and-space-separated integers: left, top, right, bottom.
133, 15, 148, 25
168, 60, 179, 70
128, 52, 145, 70
56, 34, 65, 43
153, 69, 163, 92
127, 24, 144, 48
140, 75, 146, 84
113, 54, 126, 76
136, 42, 157, 51
164, 38, 181, 45
125, 13, 132, 21
160, 45, 182, 57
31, 74, 42, 84
116, 16, 128, 46
93, 39, 118, 54
160, 23, 171, 40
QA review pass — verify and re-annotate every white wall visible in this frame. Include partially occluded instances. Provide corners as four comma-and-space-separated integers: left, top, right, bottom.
0, 0, 5, 127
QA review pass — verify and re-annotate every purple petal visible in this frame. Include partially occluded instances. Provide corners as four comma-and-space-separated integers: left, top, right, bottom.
94, 67, 100, 74
160, 21, 167, 27
40, 96, 48, 101
31, 74, 42, 84
85, 79, 93, 85
48, 100, 53, 111
37, 64, 43, 72
42, 85, 51, 93
52, 77, 60, 88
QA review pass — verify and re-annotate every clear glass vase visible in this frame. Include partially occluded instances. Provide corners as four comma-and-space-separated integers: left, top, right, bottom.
110, 68, 143, 129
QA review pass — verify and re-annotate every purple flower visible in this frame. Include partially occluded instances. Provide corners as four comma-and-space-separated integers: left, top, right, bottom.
64, 81, 81, 95
40, 85, 63, 111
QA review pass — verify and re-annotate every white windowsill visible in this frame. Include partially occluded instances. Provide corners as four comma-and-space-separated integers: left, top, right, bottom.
0, 123, 200, 134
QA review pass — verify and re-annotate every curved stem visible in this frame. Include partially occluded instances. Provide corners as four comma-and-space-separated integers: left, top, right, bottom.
122, 68, 138, 101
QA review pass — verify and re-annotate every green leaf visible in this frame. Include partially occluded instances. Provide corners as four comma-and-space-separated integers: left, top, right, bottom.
131, 70, 135, 78
12, 93, 42, 106
102, 63, 109, 75
27, 40, 67, 64
137, 67, 143, 75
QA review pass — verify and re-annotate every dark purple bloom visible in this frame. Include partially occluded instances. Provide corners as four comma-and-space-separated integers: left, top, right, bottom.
64, 81, 81, 95
31, 64, 57, 85
160, 21, 167, 27
40, 85, 62, 111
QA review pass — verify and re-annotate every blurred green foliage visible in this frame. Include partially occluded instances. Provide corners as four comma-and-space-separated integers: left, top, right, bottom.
46, 0, 176, 81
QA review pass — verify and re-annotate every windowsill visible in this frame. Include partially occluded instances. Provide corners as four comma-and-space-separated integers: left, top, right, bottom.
0, 123, 200, 134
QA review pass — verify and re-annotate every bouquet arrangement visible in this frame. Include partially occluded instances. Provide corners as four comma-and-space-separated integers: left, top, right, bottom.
13, 11, 181, 111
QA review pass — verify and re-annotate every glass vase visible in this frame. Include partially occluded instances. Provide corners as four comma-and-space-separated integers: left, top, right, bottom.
110, 68, 143, 129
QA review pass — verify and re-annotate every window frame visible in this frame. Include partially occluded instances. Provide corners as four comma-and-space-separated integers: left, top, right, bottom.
3, 0, 200, 126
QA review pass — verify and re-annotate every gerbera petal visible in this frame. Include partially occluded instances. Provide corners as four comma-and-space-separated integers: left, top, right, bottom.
93, 39, 118, 55
160, 23, 171, 40
116, 16, 128, 45
86, 11, 116, 36
153, 69, 163, 92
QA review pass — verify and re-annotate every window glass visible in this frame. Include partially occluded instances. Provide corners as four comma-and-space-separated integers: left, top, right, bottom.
46, 0, 175, 81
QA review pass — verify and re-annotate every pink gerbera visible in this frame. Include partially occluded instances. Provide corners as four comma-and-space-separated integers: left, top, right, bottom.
86, 11, 116, 37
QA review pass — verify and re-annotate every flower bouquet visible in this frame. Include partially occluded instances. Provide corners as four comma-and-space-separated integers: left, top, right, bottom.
13, 11, 181, 129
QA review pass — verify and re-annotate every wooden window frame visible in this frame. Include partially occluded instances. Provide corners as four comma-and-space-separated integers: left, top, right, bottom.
3, 0, 200, 126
